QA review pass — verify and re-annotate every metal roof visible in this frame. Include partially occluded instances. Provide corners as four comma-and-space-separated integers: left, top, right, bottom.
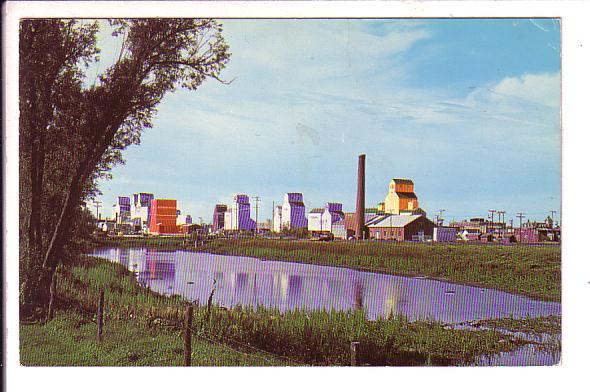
395, 192, 418, 199
392, 178, 414, 184
366, 214, 422, 228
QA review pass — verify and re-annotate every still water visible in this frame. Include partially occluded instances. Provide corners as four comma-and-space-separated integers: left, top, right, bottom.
92, 247, 560, 324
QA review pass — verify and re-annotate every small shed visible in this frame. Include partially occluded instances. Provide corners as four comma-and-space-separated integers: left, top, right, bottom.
433, 226, 457, 242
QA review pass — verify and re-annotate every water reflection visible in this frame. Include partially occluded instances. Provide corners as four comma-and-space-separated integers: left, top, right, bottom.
92, 248, 561, 323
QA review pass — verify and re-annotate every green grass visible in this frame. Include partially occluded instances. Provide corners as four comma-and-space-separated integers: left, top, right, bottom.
189, 238, 560, 302
20, 311, 289, 366
20, 255, 543, 366
471, 315, 561, 336
91, 235, 187, 250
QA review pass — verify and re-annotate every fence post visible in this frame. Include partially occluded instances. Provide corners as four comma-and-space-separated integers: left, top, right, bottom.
184, 305, 193, 366
97, 289, 105, 343
350, 341, 360, 366
46, 273, 57, 322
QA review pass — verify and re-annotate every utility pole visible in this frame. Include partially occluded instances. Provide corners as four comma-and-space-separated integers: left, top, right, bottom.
549, 210, 557, 225
516, 212, 525, 243
437, 209, 446, 226
488, 209, 496, 236
497, 210, 506, 238
488, 209, 496, 223
253, 196, 260, 234
271, 201, 275, 232
92, 200, 102, 228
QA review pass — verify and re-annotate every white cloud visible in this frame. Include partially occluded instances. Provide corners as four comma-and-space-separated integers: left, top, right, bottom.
490, 72, 561, 109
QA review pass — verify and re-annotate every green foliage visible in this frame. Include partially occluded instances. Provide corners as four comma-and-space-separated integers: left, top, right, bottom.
19, 18, 231, 314
20, 311, 288, 366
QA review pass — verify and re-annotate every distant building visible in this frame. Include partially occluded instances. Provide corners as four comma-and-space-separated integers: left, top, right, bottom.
212, 204, 228, 232
112, 196, 131, 224
224, 195, 256, 231
366, 214, 435, 241
514, 216, 560, 243
449, 217, 507, 241
149, 199, 180, 234
273, 205, 283, 232
131, 193, 154, 231
433, 226, 457, 242
344, 210, 379, 239
308, 203, 345, 238
176, 213, 192, 226
379, 179, 419, 215
274, 193, 307, 231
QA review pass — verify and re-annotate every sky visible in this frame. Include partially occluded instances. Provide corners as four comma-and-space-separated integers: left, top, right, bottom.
91, 18, 561, 225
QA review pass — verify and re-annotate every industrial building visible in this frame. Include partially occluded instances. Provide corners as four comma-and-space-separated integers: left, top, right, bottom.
514, 217, 560, 243
433, 226, 457, 242
273, 193, 308, 232
112, 196, 131, 224
212, 204, 228, 232
365, 214, 435, 241
149, 199, 180, 234
344, 210, 378, 239
308, 203, 346, 238
378, 179, 420, 215
131, 192, 154, 231
224, 194, 256, 231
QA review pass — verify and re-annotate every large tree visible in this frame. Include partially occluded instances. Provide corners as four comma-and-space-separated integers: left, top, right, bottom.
19, 18, 231, 316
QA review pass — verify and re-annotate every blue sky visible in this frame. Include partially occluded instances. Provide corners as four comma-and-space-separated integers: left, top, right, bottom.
92, 18, 561, 225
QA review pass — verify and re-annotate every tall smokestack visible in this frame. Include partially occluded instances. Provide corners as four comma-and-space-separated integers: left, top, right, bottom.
355, 154, 366, 240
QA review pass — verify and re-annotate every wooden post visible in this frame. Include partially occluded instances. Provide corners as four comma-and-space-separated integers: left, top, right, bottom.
97, 289, 105, 343
350, 341, 360, 366
46, 273, 57, 322
184, 305, 193, 366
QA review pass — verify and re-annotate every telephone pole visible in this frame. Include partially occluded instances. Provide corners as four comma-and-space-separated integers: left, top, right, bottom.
92, 200, 102, 226
271, 201, 275, 232
488, 209, 496, 223
253, 196, 260, 233
437, 209, 446, 226
549, 210, 557, 224
497, 210, 506, 237
516, 212, 525, 242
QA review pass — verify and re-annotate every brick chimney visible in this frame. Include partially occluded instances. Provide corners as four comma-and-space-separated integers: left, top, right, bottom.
355, 154, 366, 240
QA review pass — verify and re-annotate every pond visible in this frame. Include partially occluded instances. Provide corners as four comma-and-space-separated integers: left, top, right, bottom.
91, 247, 560, 324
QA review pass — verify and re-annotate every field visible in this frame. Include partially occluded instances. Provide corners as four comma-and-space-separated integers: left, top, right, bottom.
19, 256, 556, 366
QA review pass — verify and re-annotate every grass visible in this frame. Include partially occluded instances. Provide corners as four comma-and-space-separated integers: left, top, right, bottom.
20, 255, 543, 366
470, 315, 561, 336
185, 238, 560, 302
20, 311, 289, 366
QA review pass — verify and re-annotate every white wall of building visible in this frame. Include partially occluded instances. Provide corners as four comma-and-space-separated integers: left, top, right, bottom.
308, 211, 324, 232
273, 206, 282, 232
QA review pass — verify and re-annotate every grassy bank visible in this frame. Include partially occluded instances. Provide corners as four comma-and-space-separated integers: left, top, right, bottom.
187, 238, 560, 302
20, 312, 289, 366
21, 256, 537, 366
